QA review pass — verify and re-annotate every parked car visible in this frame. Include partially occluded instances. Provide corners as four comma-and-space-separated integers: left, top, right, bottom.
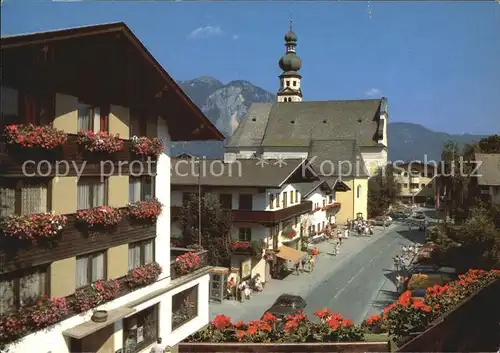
374, 216, 392, 226
389, 211, 407, 219
414, 212, 426, 219
262, 294, 307, 322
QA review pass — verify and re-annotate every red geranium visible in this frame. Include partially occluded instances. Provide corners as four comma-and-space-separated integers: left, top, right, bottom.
175, 252, 201, 275
4, 124, 67, 149
76, 206, 122, 229
131, 136, 164, 157
282, 229, 297, 239
77, 130, 124, 153
127, 199, 163, 222
73, 279, 120, 312
231, 241, 251, 249
126, 263, 162, 289
1, 212, 67, 241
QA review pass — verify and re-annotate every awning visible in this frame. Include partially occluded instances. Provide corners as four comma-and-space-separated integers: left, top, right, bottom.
276, 246, 306, 262
63, 307, 135, 339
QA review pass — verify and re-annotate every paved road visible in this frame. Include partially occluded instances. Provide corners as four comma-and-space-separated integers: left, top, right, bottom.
303, 223, 422, 323
210, 223, 425, 323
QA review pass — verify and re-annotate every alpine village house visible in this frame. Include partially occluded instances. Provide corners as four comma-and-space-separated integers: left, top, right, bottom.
224, 23, 389, 223
0, 23, 224, 353
170, 158, 348, 287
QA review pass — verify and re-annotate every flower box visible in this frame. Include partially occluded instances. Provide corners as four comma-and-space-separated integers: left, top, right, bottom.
175, 252, 201, 276
125, 262, 162, 289
127, 199, 163, 223
0, 212, 67, 241
76, 130, 124, 153
131, 136, 164, 158
231, 241, 251, 250
0, 296, 68, 345
72, 279, 120, 312
282, 229, 297, 239
4, 124, 67, 150
186, 310, 365, 344
322, 202, 340, 211
76, 206, 122, 229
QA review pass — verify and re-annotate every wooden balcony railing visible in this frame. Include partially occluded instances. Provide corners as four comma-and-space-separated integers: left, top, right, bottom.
171, 201, 312, 225
0, 208, 156, 274
170, 248, 209, 280
0, 134, 157, 176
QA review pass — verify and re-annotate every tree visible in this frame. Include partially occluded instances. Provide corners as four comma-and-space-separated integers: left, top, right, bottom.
477, 134, 500, 153
367, 164, 399, 218
178, 193, 233, 267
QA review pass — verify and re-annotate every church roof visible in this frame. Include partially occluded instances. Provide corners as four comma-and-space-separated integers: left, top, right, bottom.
308, 140, 369, 178
227, 99, 383, 148
226, 103, 273, 148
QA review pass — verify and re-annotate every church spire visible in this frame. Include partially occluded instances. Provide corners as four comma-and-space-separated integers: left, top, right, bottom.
277, 20, 302, 103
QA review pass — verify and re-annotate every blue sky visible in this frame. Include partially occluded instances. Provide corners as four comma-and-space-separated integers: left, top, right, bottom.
2, 1, 499, 134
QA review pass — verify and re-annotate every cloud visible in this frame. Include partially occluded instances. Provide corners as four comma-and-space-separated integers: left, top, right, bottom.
365, 88, 382, 97
188, 26, 223, 40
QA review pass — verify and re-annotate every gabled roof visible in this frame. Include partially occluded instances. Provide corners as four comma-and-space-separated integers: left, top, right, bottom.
226, 103, 273, 148
1, 22, 224, 142
295, 180, 332, 199
475, 153, 500, 186
228, 99, 383, 149
309, 140, 369, 178
171, 158, 316, 188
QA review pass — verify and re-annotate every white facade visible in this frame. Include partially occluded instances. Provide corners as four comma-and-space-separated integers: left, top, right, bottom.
6, 118, 210, 353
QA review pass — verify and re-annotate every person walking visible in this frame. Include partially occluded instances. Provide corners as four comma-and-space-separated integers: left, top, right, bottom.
335, 242, 341, 255
294, 261, 300, 276
308, 255, 316, 272
344, 227, 349, 239
393, 255, 400, 271
312, 247, 319, 262
402, 246, 407, 258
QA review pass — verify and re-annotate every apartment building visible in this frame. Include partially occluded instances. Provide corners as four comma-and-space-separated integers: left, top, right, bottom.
170, 158, 346, 283
0, 23, 223, 353
473, 153, 500, 205
394, 162, 437, 204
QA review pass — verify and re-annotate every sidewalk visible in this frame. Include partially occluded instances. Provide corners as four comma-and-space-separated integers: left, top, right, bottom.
209, 225, 395, 322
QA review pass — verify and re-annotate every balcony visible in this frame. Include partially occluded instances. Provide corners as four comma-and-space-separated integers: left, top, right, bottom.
171, 201, 312, 225
0, 207, 156, 274
0, 134, 157, 177
170, 247, 210, 280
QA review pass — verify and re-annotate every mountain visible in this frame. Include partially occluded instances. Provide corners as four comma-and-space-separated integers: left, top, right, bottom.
387, 123, 486, 162
170, 77, 275, 158
170, 77, 485, 161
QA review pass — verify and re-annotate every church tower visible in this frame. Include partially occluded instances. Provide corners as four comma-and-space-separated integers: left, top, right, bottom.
277, 20, 302, 102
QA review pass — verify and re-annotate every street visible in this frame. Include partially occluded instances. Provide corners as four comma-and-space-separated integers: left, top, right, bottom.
210, 217, 428, 324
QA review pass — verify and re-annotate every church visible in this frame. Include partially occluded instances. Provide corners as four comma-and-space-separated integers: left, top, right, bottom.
224, 22, 389, 222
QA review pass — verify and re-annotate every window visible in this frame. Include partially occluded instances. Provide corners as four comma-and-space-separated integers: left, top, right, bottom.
239, 194, 253, 210
0, 266, 48, 316
286, 80, 290, 87
293, 81, 297, 87
77, 177, 107, 210
403, 183, 408, 188
123, 304, 159, 353
275, 194, 280, 208
323, 199, 326, 207
18, 91, 54, 126
410, 183, 419, 189
290, 191, 295, 204
75, 251, 106, 288
77, 103, 108, 132
128, 239, 155, 271
0, 86, 19, 127
356, 185, 361, 199
269, 193, 274, 210
282, 192, 288, 208
172, 285, 198, 330
328, 195, 334, 203
421, 184, 426, 188
238, 228, 252, 242
0, 178, 49, 217
182, 192, 192, 205
129, 176, 155, 203
129, 108, 148, 137
219, 194, 232, 209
